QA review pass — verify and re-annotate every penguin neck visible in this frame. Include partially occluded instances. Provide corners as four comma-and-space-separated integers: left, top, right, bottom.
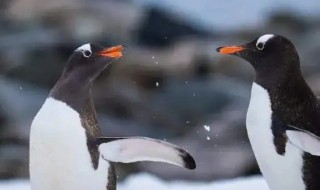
49, 75, 97, 122
255, 65, 306, 93
254, 66, 318, 128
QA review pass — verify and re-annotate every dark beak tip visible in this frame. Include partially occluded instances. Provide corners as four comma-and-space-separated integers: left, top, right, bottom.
216, 47, 223, 53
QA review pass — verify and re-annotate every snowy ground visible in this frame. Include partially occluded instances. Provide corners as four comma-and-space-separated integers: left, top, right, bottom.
1, 173, 269, 190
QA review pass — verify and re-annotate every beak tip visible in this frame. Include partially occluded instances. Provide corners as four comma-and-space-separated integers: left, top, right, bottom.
216, 47, 222, 53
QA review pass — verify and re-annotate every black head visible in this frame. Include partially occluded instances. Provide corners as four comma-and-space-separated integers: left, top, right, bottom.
62, 43, 124, 82
216, 34, 301, 83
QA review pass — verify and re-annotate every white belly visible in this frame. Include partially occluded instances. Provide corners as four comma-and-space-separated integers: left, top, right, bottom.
246, 83, 305, 190
30, 97, 110, 190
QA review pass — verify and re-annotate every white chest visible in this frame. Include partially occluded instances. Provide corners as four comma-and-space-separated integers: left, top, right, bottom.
246, 83, 305, 190
29, 98, 110, 190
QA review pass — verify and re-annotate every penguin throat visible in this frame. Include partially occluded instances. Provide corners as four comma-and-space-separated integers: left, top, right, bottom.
255, 64, 302, 90
50, 76, 94, 115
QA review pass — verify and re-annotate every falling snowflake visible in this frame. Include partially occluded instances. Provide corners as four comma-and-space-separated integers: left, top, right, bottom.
203, 125, 210, 132
156, 82, 159, 87
207, 136, 211, 140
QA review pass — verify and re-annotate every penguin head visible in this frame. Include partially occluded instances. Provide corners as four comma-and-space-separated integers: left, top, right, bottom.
216, 34, 300, 76
62, 43, 124, 82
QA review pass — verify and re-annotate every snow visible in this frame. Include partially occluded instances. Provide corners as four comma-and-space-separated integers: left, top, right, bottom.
203, 125, 210, 132
1, 174, 269, 190
203, 125, 211, 140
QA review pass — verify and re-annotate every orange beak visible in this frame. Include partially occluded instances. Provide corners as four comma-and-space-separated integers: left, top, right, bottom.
99, 45, 124, 58
217, 46, 245, 54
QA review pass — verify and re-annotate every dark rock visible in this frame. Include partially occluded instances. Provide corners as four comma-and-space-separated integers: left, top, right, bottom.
0, 79, 47, 178
135, 7, 214, 47
267, 11, 311, 34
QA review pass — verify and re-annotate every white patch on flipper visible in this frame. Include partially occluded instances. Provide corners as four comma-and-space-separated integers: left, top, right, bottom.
256, 34, 274, 46
246, 82, 305, 190
30, 98, 110, 190
287, 130, 320, 156
98, 137, 190, 168
75, 43, 92, 53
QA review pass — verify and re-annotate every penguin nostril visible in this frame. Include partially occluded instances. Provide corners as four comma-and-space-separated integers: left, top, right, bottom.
83, 50, 92, 57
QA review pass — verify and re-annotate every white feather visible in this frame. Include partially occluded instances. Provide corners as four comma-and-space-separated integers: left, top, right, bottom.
30, 98, 110, 190
287, 130, 320, 156
75, 43, 92, 53
98, 137, 188, 168
256, 34, 274, 46
246, 83, 305, 190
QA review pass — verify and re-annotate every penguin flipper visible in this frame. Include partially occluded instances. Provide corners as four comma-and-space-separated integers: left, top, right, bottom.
286, 125, 320, 156
96, 137, 196, 170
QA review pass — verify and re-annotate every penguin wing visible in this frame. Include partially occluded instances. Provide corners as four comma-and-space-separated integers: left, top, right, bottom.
286, 125, 320, 156
96, 137, 196, 170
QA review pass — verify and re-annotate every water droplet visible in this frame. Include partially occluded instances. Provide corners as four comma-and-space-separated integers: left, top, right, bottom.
156, 82, 159, 87
207, 136, 211, 140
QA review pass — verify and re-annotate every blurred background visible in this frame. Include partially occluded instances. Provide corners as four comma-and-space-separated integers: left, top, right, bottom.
0, 0, 320, 183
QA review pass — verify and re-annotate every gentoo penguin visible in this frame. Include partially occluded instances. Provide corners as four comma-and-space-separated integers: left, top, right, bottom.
30, 43, 196, 190
217, 34, 320, 190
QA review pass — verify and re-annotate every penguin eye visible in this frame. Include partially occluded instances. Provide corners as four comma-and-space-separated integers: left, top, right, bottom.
256, 42, 265, 50
82, 50, 92, 58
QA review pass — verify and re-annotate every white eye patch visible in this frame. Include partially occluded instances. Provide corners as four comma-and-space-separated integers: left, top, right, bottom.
75, 43, 92, 57
256, 34, 274, 50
